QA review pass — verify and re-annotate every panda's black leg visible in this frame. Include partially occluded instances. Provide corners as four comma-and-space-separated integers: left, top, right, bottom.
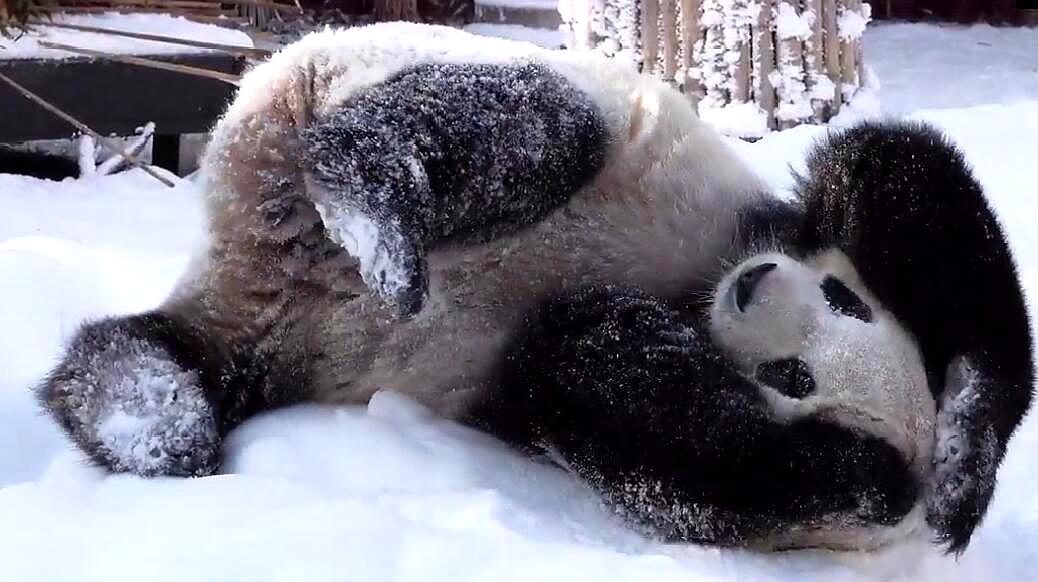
475, 286, 918, 545
38, 311, 240, 477
302, 62, 608, 316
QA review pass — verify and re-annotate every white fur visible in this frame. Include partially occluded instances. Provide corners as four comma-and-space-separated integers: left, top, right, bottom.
710, 249, 936, 477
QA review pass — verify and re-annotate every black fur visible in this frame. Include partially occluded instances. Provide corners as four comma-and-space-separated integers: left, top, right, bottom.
37, 311, 304, 476
0, 147, 80, 181
793, 120, 1034, 553
303, 61, 608, 315
472, 286, 919, 546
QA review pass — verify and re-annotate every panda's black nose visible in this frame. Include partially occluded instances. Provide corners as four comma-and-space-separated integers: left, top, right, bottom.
735, 262, 777, 312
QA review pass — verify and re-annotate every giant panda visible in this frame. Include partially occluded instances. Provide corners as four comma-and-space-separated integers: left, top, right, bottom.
37, 23, 1032, 553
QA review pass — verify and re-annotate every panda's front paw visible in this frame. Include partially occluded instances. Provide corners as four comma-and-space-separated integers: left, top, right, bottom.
365, 235, 427, 319
326, 211, 428, 318
926, 421, 997, 554
38, 313, 223, 477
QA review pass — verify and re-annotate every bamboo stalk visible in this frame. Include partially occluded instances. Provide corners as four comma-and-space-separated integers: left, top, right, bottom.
39, 40, 242, 84
26, 19, 271, 58
0, 71, 176, 187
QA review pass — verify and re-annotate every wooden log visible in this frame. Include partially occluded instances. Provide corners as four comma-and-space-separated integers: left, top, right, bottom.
754, 0, 776, 130
679, 0, 701, 94
640, 0, 659, 75
822, 0, 841, 112
661, 0, 678, 81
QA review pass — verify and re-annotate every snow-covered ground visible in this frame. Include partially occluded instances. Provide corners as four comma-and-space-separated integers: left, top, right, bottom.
0, 13, 253, 59
1, 22, 1037, 582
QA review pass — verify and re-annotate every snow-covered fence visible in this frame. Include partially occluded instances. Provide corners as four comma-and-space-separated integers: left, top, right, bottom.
561, 0, 871, 132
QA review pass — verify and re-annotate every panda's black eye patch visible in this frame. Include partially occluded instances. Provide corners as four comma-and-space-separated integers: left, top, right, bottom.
756, 358, 816, 399
821, 276, 873, 322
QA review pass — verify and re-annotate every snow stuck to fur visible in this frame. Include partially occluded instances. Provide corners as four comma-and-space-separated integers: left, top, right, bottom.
312, 198, 413, 304
84, 337, 214, 474
0, 13, 254, 59
2, 21, 1038, 582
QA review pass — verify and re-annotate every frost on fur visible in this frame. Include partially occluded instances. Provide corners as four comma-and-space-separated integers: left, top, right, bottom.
927, 356, 1000, 553
38, 315, 221, 477
303, 61, 607, 316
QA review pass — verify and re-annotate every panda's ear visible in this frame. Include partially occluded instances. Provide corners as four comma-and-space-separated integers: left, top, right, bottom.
792, 120, 1034, 553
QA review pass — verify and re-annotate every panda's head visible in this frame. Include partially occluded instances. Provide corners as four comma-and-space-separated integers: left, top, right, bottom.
709, 249, 936, 471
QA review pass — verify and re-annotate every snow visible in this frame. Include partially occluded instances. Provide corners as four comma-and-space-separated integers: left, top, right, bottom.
3, 21, 1038, 582
775, 1, 814, 40
837, 2, 872, 41
475, 0, 559, 8
0, 13, 254, 59
463, 23, 569, 48
698, 101, 770, 138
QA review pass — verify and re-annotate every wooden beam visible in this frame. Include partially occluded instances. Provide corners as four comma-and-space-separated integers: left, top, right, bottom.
38, 40, 242, 84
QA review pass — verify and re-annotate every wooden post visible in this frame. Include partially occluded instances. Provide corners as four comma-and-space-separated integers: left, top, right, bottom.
807, 0, 827, 120
839, 0, 858, 93
777, 2, 806, 129
641, 0, 659, 74
755, 0, 776, 130
662, 0, 678, 81
373, 0, 418, 21
822, 0, 841, 113
734, 39, 750, 103
680, 0, 702, 95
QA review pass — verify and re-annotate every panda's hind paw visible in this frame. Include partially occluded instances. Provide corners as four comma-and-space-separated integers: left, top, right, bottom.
38, 313, 223, 477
